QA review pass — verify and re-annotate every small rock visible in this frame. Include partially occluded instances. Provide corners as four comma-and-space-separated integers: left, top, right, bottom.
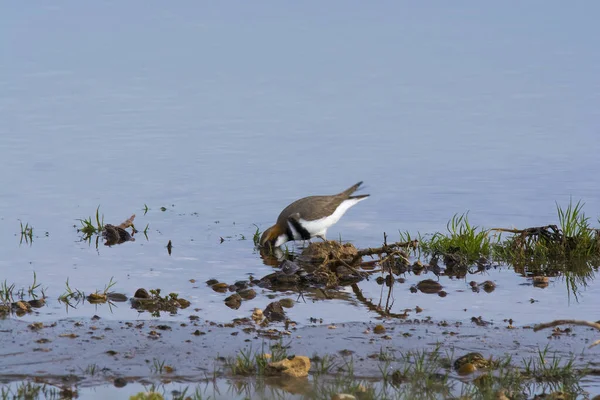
107, 293, 128, 302
28, 322, 43, 331
482, 280, 496, 293
234, 280, 249, 290
134, 288, 150, 298
15, 301, 31, 312
113, 377, 127, 388
251, 308, 263, 322
264, 301, 286, 322
279, 298, 295, 308
416, 279, 442, 294
533, 276, 549, 288
412, 260, 424, 271
280, 260, 301, 275
177, 298, 191, 308
205, 279, 218, 286
385, 274, 393, 286
27, 298, 46, 308
373, 324, 386, 334
265, 355, 310, 378
238, 288, 257, 300
224, 294, 242, 310
211, 282, 230, 293
457, 362, 477, 375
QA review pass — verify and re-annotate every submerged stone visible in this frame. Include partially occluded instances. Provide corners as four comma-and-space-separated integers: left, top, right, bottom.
416, 279, 443, 294
280, 260, 301, 275
107, 293, 128, 302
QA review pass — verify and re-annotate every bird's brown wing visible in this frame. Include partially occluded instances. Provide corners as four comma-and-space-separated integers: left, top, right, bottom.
276, 195, 346, 223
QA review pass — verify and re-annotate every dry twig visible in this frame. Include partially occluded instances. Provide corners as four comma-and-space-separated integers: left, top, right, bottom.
534, 319, 600, 348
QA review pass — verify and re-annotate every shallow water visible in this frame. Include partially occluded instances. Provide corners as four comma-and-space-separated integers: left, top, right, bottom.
1, 2, 600, 338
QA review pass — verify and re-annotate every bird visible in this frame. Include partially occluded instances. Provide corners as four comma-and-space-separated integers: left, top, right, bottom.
260, 181, 369, 248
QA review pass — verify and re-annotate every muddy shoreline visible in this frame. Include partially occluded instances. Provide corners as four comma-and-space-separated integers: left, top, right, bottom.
2, 315, 599, 388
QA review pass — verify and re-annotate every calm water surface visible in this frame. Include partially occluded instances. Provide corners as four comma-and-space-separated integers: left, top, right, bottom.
1, 3, 600, 327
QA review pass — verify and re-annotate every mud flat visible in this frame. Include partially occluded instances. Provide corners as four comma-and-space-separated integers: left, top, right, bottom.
2, 315, 600, 398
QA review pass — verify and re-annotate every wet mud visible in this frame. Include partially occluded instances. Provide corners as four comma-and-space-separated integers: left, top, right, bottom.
1, 315, 599, 388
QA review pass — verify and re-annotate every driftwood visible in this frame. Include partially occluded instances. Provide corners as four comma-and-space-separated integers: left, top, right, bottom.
491, 225, 562, 242
534, 319, 600, 348
353, 239, 417, 261
103, 214, 136, 246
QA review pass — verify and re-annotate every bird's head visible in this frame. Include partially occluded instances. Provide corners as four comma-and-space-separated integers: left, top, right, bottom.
259, 224, 287, 248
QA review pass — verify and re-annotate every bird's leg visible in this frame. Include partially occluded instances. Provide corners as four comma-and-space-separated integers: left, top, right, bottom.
316, 234, 327, 242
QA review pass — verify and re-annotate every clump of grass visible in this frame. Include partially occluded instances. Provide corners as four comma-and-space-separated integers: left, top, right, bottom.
81, 363, 99, 376
224, 341, 289, 376
0, 280, 16, 304
496, 200, 599, 260
78, 206, 104, 238
86, 277, 117, 304
377, 347, 395, 362
390, 345, 451, 398
399, 230, 421, 259
19, 221, 34, 244
27, 272, 44, 300
558, 200, 593, 248
309, 356, 378, 400
464, 347, 584, 398
0, 273, 45, 308
396, 200, 600, 294
311, 353, 337, 375
522, 345, 580, 383
252, 225, 261, 247
419, 213, 491, 268
57, 279, 86, 308
491, 200, 600, 297
150, 358, 166, 374
101, 277, 116, 295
